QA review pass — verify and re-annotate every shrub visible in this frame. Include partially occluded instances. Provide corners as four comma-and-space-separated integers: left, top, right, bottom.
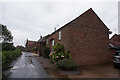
50, 51, 72, 63
32, 48, 35, 53
42, 46, 50, 58
2, 49, 22, 65
50, 44, 72, 63
50, 52, 65, 63
56, 58, 77, 70
65, 50, 72, 59
53, 44, 64, 53
2, 43, 16, 51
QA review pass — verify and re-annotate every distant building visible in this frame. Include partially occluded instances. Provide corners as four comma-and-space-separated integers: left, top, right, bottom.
16, 45, 25, 51
35, 35, 50, 55
25, 39, 36, 52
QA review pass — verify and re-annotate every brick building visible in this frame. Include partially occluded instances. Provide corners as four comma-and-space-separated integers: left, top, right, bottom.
37, 35, 50, 55
45, 8, 112, 66
110, 34, 120, 44
25, 39, 36, 52
109, 34, 120, 56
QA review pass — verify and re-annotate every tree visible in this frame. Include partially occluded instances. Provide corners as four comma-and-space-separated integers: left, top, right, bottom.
0, 24, 13, 43
0, 24, 15, 51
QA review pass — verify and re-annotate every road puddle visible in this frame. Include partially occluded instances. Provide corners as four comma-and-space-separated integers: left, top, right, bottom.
12, 66, 19, 69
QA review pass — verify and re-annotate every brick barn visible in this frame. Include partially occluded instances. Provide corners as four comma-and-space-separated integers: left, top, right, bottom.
44, 8, 113, 66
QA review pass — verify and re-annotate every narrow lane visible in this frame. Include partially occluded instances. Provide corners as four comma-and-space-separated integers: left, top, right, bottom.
4, 52, 49, 78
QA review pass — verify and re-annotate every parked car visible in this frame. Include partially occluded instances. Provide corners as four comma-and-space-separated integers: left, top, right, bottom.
113, 50, 120, 68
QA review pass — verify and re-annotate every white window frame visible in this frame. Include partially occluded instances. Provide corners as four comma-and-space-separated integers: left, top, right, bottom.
52, 40, 55, 46
59, 31, 61, 40
46, 39, 48, 44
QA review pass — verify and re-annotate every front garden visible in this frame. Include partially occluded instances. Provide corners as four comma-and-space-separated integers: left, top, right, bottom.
42, 43, 77, 70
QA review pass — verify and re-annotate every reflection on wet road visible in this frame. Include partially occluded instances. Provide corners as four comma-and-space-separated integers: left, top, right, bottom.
4, 52, 49, 78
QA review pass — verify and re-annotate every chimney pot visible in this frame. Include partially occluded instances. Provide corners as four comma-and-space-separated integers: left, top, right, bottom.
54, 27, 56, 32
40, 36, 42, 39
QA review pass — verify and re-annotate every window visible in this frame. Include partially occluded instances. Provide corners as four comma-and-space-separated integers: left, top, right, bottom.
46, 39, 48, 44
52, 40, 55, 46
59, 31, 61, 40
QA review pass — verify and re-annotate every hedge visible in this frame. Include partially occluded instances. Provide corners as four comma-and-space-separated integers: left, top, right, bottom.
42, 46, 50, 58
2, 49, 22, 65
56, 58, 77, 70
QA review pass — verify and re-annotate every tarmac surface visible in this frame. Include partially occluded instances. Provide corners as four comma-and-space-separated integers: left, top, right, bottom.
3, 52, 50, 79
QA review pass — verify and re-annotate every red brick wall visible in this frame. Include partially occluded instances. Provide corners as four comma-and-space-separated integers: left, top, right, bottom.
69, 9, 112, 65
46, 26, 71, 52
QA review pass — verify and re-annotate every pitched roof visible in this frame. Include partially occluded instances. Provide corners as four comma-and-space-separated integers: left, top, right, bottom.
50, 8, 109, 36
38, 35, 50, 42
109, 40, 120, 49
27, 40, 36, 45
110, 34, 120, 42
110, 34, 120, 49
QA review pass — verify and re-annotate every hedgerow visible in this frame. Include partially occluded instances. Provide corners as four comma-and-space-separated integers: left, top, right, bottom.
2, 49, 22, 65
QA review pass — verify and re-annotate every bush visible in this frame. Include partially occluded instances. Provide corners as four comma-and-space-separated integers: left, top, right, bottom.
53, 44, 64, 53
50, 44, 72, 63
2, 43, 16, 51
32, 48, 35, 52
2, 49, 22, 65
65, 50, 72, 59
42, 46, 50, 58
50, 52, 65, 63
56, 58, 77, 70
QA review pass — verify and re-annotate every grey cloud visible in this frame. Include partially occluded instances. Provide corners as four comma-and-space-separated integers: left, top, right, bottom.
0, 2, 118, 46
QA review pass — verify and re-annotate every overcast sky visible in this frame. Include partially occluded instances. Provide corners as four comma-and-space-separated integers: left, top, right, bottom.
0, 1, 119, 47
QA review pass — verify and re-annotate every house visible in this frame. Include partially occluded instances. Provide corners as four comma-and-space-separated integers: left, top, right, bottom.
37, 35, 50, 55
25, 39, 36, 52
109, 34, 120, 56
25, 35, 50, 54
109, 34, 120, 49
110, 34, 120, 42
44, 8, 113, 66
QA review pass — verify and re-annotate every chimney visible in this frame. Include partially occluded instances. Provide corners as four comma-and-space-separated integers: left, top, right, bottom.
54, 27, 56, 32
40, 36, 42, 39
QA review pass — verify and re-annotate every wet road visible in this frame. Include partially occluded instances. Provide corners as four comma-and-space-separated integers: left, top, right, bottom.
4, 52, 50, 78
